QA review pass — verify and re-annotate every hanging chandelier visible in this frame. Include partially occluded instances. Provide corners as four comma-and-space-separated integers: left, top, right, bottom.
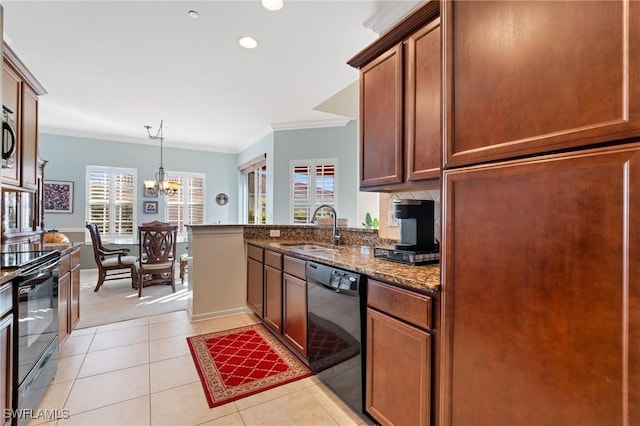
143, 120, 181, 196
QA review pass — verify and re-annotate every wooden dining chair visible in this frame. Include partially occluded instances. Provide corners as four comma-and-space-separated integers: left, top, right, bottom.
138, 221, 178, 297
86, 222, 139, 292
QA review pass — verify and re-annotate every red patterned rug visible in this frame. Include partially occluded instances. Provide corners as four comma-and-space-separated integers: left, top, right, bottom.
186, 323, 313, 408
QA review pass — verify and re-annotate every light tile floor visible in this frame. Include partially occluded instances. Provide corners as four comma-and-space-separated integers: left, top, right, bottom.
28, 311, 373, 426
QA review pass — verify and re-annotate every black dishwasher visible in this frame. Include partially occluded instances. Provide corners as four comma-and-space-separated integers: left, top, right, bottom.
306, 261, 366, 414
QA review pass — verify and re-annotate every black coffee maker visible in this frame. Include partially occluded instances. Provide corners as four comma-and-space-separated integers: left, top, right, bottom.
392, 199, 436, 251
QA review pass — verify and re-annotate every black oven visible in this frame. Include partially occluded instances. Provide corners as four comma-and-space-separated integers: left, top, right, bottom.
2, 250, 60, 426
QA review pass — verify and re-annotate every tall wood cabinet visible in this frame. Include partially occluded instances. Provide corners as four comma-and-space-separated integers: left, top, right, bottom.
438, 2, 640, 425
442, 143, 640, 426
349, 4, 441, 191
443, 0, 640, 167
1, 43, 47, 250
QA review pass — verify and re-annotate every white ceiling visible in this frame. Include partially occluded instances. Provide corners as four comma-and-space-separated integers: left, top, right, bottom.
2, 0, 422, 153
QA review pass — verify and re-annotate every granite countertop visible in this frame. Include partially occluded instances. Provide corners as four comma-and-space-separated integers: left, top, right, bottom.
245, 239, 441, 293
0, 269, 20, 285
43, 242, 82, 255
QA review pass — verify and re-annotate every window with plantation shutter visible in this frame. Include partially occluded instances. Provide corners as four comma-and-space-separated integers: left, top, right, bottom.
289, 159, 338, 224
165, 172, 206, 237
239, 154, 267, 224
86, 166, 137, 243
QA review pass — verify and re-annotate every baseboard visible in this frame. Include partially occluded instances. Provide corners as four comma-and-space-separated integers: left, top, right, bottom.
188, 306, 252, 322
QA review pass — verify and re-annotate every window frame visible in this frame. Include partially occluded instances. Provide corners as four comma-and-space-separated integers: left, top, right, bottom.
240, 156, 267, 224
85, 165, 138, 244
164, 170, 206, 239
289, 158, 338, 224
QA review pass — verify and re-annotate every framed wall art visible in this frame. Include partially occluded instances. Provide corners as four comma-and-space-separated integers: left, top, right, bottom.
143, 201, 158, 214
44, 180, 74, 213
144, 185, 158, 198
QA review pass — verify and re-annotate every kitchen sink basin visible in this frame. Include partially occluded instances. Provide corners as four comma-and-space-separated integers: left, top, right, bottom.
280, 243, 338, 252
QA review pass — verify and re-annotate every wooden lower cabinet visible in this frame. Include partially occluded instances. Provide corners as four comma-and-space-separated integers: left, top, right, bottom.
366, 279, 432, 426
70, 264, 80, 329
58, 272, 70, 342
442, 143, 640, 425
264, 264, 282, 333
283, 272, 306, 356
58, 246, 81, 344
246, 257, 264, 317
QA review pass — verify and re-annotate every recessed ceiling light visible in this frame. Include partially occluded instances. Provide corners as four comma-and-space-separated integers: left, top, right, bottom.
238, 36, 258, 49
188, 10, 199, 19
262, 0, 284, 11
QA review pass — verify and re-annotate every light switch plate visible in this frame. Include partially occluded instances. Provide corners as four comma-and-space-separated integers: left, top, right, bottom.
270, 229, 281, 237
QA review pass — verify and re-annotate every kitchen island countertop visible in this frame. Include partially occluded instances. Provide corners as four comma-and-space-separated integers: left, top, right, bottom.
245, 239, 440, 293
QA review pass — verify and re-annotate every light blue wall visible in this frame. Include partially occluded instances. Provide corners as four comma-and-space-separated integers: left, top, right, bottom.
236, 132, 274, 223
39, 133, 239, 231
272, 120, 358, 225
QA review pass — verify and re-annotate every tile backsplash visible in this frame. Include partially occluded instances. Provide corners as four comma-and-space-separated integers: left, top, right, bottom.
378, 182, 441, 244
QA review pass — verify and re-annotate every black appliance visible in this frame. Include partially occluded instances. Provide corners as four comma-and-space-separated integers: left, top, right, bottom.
306, 261, 367, 416
2, 105, 16, 169
374, 199, 439, 265
2, 250, 60, 426
392, 199, 435, 251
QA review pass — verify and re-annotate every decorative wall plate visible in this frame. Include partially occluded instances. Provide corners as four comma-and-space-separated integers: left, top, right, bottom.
216, 193, 229, 206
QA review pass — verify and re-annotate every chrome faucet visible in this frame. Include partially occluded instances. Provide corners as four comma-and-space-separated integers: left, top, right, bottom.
311, 204, 340, 246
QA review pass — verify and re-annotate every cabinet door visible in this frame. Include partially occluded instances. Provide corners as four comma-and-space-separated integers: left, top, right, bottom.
444, 1, 640, 167
71, 264, 81, 329
283, 273, 307, 356
2, 61, 20, 186
366, 308, 431, 426
360, 44, 403, 189
21, 84, 38, 190
264, 265, 282, 333
58, 272, 70, 343
0, 315, 12, 426
406, 18, 441, 181
246, 257, 263, 317
441, 144, 640, 426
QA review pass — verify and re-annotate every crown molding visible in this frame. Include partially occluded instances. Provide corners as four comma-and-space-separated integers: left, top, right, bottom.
270, 118, 352, 132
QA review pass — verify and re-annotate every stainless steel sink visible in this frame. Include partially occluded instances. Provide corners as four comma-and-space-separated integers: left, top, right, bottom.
280, 243, 338, 252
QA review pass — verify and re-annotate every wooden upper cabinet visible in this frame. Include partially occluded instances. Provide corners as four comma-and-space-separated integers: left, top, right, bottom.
21, 84, 38, 190
2, 60, 21, 186
360, 44, 404, 189
444, 0, 640, 167
356, 13, 442, 191
406, 19, 441, 182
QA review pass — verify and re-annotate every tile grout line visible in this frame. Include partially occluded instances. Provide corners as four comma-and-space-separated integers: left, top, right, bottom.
148, 318, 152, 426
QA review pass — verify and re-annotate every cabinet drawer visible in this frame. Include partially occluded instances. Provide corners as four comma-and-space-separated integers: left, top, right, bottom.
59, 254, 71, 275
247, 244, 263, 262
264, 250, 282, 270
0, 282, 12, 317
368, 279, 432, 330
283, 256, 305, 280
